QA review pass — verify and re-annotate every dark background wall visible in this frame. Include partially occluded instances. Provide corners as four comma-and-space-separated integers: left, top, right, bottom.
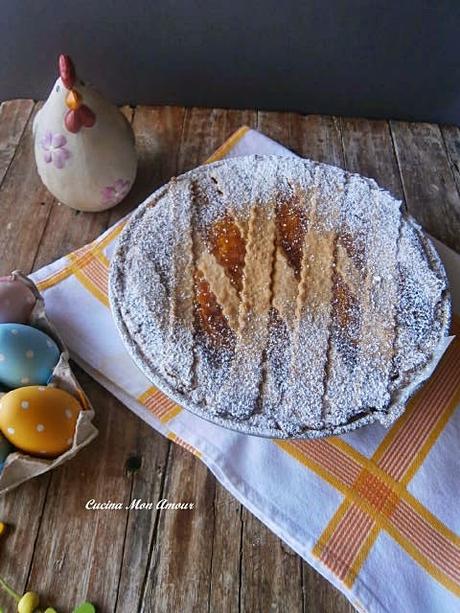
1, 1, 460, 124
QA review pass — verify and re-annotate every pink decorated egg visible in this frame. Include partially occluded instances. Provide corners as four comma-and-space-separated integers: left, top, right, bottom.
0, 276, 36, 324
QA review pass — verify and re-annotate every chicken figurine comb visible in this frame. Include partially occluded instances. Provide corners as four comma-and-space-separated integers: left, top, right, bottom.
33, 55, 137, 212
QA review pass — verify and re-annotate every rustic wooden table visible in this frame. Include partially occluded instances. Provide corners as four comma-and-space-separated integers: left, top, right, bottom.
0, 99, 459, 613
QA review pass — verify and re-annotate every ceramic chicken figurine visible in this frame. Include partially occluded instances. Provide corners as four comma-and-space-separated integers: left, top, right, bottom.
33, 55, 137, 212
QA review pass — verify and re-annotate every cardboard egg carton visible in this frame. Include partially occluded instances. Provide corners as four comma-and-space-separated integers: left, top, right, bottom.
0, 272, 98, 494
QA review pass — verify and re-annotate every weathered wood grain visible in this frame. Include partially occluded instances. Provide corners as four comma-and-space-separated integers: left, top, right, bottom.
178, 107, 257, 172
24, 369, 161, 611
289, 114, 344, 166
0, 105, 146, 613
440, 124, 460, 199
114, 105, 187, 612
0, 99, 34, 186
19, 109, 136, 613
303, 567, 355, 613
0, 472, 51, 600
113, 105, 187, 612
109, 106, 187, 225
140, 445, 215, 613
257, 110, 292, 146
0, 102, 56, 607
241, 510, 303, 613
0, 103, 55, 275
340, 117, 404, 200
115, 427, 170, 612
390, 121, 460, 252
208, 484, 242, 613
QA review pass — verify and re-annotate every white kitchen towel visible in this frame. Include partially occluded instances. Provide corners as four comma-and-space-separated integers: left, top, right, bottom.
31, 127, 460, 612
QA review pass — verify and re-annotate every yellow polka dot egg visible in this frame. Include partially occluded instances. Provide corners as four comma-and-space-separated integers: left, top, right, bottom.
0, 386, 82, 457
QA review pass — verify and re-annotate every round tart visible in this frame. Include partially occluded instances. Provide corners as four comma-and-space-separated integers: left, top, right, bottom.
110, 155, 450, 438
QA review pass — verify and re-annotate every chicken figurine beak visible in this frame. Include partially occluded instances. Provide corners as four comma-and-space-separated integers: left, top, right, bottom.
65, 89, 82, 111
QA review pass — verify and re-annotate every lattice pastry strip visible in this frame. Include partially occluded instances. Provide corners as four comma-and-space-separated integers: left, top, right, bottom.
214, 204, 277, 416
324, 177, 400, 424
354, 189, 401, 412
280, 165, 339, 430
162, 178, 196, 391
191, 174, 240, 406
196, 249, 240, 332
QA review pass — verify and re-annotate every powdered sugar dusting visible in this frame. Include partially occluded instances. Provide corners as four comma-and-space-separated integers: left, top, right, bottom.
110, 155, 450, 439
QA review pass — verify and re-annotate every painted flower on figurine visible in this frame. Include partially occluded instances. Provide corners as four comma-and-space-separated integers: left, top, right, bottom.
101, 179, 131, 206
40, 131, 71, 169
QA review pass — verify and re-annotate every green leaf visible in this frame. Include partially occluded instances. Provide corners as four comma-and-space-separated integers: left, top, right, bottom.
72, 603, 96, 613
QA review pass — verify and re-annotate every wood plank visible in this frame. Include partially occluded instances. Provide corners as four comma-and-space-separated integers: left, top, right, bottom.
0, 103, 55, 275
340, 117, 404, 200
85, 418, 168, 612
208, 485, 242, 613
109, 105, 187, 225
0, 474, 50, 601
303, 567, 354, 613
289, 114, 344, 166
112, 107, 209, 611
241, 510, 303, 613
114, 423, 170, 612
25, 370, 167, 612
32, 205, 112, 271
178, 107, 257, 171
0, 101, 56, 608
0, 99, 34, 186
440, 124, 460, 198
140, 445, 216, 612
289, 114, 345, 167
257, 110, 292, 146
390, 121, 460, 252
257, 110, 292, 147
114, 105, 191, 611
21, 107, 131, 612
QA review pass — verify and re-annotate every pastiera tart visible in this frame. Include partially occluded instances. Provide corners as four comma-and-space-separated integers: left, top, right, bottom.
110, 155, 450, 438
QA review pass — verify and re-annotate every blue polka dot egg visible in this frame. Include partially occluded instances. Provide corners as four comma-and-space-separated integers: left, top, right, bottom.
0, 324, 60, 388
